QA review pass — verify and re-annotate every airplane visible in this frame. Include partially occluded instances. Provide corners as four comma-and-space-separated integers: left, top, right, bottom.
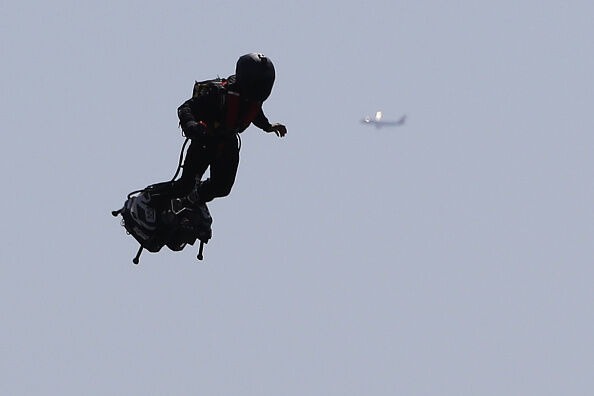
360, 111, 406, 128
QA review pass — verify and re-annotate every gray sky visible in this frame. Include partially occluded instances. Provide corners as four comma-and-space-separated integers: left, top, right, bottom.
2, 0, 593, 395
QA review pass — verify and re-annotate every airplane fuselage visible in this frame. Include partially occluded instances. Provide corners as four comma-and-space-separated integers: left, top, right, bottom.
360, 112, 406, 128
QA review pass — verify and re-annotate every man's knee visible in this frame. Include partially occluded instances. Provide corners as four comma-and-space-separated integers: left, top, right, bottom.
212, 182, 233, 198
200, 178, 233, 200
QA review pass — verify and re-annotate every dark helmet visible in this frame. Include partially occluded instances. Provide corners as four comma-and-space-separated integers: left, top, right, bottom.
235, 53, 275, 102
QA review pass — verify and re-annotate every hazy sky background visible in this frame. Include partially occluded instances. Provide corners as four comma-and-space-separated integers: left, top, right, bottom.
2, 0, 593, 394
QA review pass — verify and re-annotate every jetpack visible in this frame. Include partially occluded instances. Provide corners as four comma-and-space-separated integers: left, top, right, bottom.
112, 138, 213, 264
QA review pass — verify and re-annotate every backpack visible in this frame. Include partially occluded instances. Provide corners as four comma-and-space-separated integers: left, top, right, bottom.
192, 77, 227, 99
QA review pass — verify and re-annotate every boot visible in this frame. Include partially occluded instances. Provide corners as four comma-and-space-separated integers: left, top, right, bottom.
171, 183, 201, 214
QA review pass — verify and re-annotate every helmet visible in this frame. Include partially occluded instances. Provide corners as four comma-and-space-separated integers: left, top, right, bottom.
235, 53, 275, 102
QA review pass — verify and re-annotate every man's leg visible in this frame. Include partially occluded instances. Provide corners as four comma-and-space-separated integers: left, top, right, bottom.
198, 134, 240, 202
147, 140, 209, 205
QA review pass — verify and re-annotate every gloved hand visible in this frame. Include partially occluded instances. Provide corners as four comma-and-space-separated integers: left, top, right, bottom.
183, 121, 208, 139
267, 123, 287, 137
